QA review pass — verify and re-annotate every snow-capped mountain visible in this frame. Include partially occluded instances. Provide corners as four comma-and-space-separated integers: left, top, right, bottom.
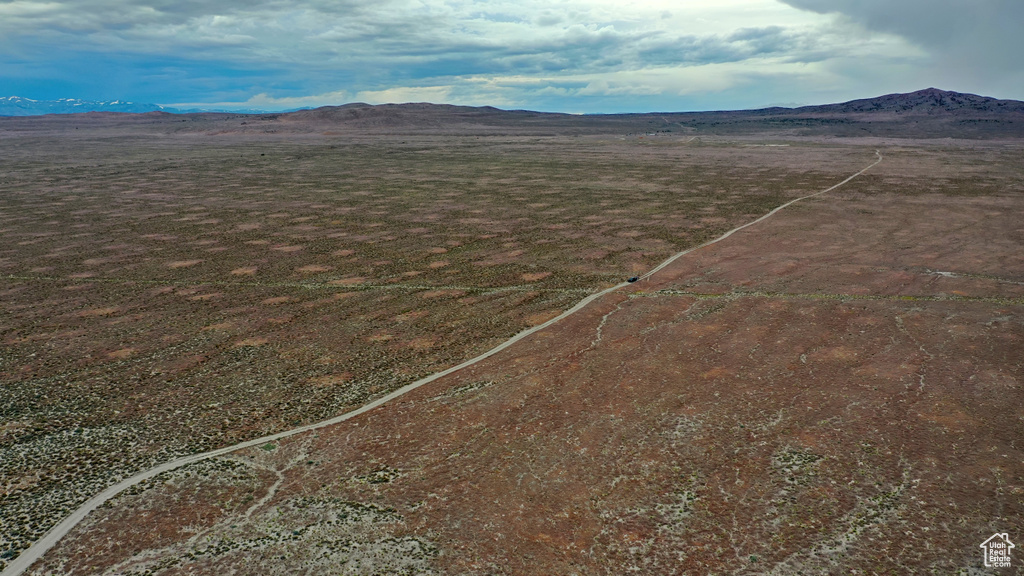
0, 96, 181, 116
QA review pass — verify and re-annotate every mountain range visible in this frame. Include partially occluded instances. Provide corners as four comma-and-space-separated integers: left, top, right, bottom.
2, 89, 1021, 138
3, 88, 1023, 118
267, 88, 1024, 138
0, 96, 178, 116
0, 97, 279, 116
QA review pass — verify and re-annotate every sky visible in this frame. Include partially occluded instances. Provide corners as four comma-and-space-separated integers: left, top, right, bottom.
1, 0, 1021, 113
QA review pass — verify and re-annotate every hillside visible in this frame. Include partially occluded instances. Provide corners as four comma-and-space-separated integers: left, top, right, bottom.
663, 88, 1024, 138
792, 87, 1024, 114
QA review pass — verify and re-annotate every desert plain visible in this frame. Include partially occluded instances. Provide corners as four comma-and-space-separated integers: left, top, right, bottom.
1, 93, 1023, 574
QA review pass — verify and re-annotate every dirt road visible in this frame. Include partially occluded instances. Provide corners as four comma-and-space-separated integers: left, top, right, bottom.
2, 152, 882, 576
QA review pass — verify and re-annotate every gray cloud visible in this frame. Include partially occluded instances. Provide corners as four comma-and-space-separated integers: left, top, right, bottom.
778, 0, 1024, 75
0, 0, 840, 78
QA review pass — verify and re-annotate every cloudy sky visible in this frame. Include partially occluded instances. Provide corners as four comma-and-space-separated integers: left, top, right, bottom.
1, 0, 1021, 112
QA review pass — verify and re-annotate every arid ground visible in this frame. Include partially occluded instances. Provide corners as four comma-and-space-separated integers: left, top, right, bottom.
2, 104, 1023, 574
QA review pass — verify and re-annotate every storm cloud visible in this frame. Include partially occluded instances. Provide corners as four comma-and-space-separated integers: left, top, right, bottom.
779, 0, 1024, 91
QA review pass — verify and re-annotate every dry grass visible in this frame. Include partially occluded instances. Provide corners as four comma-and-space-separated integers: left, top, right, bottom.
0, 125, 873, 567
3, 115, 1020, 573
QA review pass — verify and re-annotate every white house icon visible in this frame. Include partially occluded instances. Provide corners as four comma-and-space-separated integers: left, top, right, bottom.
980, 533, 1014, 568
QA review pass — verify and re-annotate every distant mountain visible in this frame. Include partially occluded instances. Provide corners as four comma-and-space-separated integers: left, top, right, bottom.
786, 88, 1024, 115
174, 107, 280, 114
647, 88, 1024, 139
281, 101, 551, 129
0, 97, 181, 116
